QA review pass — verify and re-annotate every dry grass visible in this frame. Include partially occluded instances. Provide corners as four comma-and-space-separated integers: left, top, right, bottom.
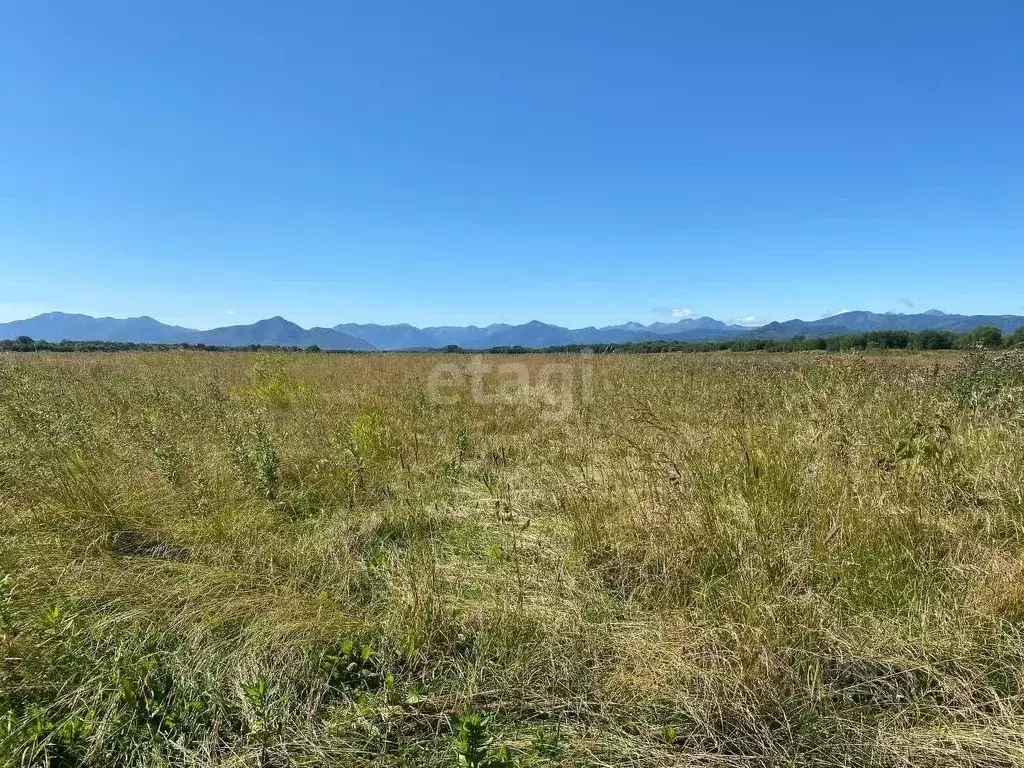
2, 350, 1024, 766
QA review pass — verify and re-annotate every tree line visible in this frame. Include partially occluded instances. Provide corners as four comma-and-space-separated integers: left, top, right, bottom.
456, 325, 1024, 354
2, 325, 1022, 355
0, 337, 350, 354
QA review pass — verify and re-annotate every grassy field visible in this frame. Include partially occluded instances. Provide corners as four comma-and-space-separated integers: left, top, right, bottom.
2, 349, 1024, 767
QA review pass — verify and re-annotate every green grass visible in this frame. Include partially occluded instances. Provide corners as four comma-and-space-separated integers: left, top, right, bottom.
2, 350, 1024, 766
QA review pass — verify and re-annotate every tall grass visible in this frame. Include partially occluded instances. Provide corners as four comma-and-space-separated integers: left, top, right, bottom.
2, 350, 1023, 766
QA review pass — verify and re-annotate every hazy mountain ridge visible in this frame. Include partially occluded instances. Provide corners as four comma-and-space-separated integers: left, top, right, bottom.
3, 310, 1023, 350
340, 316, 752, 348
749, 311, 1024, 339
0, 312, 372, 351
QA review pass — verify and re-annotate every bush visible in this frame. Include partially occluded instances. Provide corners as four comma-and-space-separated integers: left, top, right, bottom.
947, 350, 1024, 414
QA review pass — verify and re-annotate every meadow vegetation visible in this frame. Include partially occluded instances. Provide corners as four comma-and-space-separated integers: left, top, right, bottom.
2, 349, 1024, 766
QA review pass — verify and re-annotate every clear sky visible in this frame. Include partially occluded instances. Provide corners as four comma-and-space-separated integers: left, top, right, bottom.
1, 1, 1022, 330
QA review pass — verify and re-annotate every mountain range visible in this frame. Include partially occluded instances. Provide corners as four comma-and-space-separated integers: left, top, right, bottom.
2, 310, 1023, 351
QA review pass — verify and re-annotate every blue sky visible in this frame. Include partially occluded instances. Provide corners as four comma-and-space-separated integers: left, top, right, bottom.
1, 1, 1022, 329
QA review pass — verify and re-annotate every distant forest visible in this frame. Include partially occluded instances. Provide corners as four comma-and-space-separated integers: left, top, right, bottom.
3, 325, 1023, 355
489, 325, 1024, 354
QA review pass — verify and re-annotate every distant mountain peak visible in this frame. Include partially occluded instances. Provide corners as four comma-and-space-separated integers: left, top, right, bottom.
37, 311, 90, 320
605, 321, 647, 332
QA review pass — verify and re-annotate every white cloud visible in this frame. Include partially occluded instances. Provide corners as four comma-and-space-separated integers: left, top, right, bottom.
819, 308, 852, 319
668, 307, 694, 319
728, 314, 759, 326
